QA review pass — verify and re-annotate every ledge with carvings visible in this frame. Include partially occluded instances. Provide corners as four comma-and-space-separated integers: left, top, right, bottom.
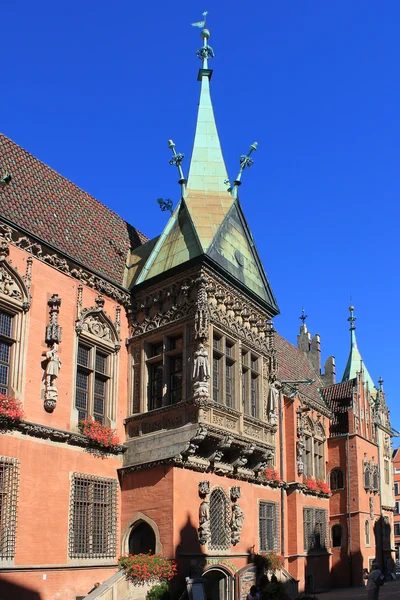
10, 420, 127, 455
286, 481, 331, 498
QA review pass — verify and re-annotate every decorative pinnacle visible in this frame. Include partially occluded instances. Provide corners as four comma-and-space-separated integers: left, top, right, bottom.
299, 309, 307, 324
168, 139, 186, 186
192, 11, 214, 70
157, 198, 173, 215
348, 305, 356, 330
232, 142, 258, 193
378, 376, 384, 390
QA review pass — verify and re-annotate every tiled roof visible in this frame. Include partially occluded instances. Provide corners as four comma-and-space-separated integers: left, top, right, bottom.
275, 333, 328, 410
322, 379, 355, 403
0, 134, 147, 285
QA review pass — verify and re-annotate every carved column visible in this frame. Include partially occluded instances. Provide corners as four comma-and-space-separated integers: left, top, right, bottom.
193, 274, 211, 403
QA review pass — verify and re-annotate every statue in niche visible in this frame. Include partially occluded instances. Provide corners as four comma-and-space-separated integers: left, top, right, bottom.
267, 384, 279, 424
231, 502, 244, 545
297, 435, 306, 475
193, 343, 210, 401
42, 343, 62, 412
198, 498, 210, 545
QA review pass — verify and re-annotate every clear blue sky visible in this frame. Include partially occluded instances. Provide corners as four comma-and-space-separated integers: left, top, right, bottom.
2, 2, 399, 435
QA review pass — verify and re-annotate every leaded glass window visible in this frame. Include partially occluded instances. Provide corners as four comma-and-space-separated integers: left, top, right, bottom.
0, 311, 13, 396
212, 332, 236, 407
209, 488, 230, 550
75, 344, 110, 423
241, 349, 260, 417
0, 457, 19, 561
146, 334, 184, 410
303, 507, 327, 551
69, 473, 117, 558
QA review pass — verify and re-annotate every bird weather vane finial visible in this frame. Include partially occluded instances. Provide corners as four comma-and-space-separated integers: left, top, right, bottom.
191, 11, 208, 29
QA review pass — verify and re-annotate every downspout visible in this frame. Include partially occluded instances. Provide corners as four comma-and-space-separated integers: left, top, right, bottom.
279, 389, 285, 557
346, 433, 353, 586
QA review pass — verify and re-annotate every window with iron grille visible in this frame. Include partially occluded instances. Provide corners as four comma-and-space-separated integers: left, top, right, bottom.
0, 311, 14, 396
241, 349, 260, 417
303, 507, 327, 551
0, 457, 19, 561
69, 473, 117, 559
212, 332, 236, 408
259, 501, 278, 552
75, 344, 110, 423
146, 335, 184, 411
209, 487, 230, 550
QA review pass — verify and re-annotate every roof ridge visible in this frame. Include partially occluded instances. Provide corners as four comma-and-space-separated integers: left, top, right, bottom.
0, 132, 148, 243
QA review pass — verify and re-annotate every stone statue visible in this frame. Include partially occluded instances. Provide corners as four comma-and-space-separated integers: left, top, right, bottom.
267, 384, 279, 424
198, 498, 210, 545
43, 343, 62, 412
193, 343, 210, 380
297, 435, 306, 475
231, 502, 244, 545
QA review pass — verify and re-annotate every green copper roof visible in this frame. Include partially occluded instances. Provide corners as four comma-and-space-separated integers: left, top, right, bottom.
342, 306, 375, 391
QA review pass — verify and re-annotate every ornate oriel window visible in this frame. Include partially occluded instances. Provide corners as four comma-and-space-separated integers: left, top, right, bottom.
242, 348, 260, 417
75, 298, 120, 425
0, 456, 19, 562
330, 468, 344, 491
303, 507, 327, 551
259, 501, 278, 552
212, 332, 236, 408
209, 487, 230, 550
69, 473, 117, 559
331, 524, 342, 548
145, 334, 184, 411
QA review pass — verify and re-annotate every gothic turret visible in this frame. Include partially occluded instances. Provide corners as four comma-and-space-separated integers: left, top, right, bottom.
342, 305, 375, 390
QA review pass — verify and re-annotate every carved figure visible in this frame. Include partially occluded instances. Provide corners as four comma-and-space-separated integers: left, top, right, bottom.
267, 384, 279, 424
43, 343, 62, 412
193, 343, 210, 380
231, 502, 244, 545
369, 496, 374, 520
297, 435, 306, 475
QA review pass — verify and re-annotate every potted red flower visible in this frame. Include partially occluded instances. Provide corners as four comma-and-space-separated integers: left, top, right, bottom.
304, 477, 319, 491
265, 467, 282, 483
0, 394, 24, 425
118, 553, 177, 584
78, 418, 120, 450
317, 480, 331, 494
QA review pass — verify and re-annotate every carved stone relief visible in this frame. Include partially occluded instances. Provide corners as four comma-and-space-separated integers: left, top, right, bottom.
230, 486, 244, 545
198, 480, 211, 546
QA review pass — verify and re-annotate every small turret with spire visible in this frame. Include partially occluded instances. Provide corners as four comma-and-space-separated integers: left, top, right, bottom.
342, 305, 375, 391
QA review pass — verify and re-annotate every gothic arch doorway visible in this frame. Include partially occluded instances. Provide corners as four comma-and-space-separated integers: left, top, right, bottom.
203, 567, 232, 600
129, 521, 156, 555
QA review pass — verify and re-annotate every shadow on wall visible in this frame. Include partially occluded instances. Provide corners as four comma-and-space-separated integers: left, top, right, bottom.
173, 514, 205, 597
0, 577, 42, 600
304, 535, 330, 592
374, 516, 393, 576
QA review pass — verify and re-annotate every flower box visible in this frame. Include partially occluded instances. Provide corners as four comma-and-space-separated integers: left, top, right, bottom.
118, 553, 177, 584
0, 394, 24, 425
254, 551, 284, 572
303, 477, 331, 495
265, 467, 282, 483
78, 418, 120, 450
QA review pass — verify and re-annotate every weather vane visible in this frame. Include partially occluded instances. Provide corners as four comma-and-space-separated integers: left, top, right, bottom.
157, 198, 173, 215
191, 11, 208, 29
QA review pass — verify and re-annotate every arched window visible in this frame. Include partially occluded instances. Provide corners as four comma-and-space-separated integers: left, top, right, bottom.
330, 468, 344, 491
332, 524, 342, 548
129, 521, 156, 555
365, 520, 370, 546
373, 469, 379, 491
364, 468, 371, 489
209, 488, 230, 550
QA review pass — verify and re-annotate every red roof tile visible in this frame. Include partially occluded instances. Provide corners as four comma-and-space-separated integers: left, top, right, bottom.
0, 134, 147, 285
322, 379, 355, 403
275, 333, 327, 409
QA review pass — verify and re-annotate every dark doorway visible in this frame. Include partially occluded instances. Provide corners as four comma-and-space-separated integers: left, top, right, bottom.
203, 568, 231, 600
129, 521, 156, 555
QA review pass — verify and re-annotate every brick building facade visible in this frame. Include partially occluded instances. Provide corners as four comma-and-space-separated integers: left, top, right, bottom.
0, 22, 395, 600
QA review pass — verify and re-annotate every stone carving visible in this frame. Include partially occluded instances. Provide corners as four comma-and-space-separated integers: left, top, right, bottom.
0, 221, 130, 306
230, 485, 244, 545
0, 265, 23, 301
370, 496, 374, 520
82, 315, 111, 340
267, 384, 279, 424
198, 480, 211, 545
45, 294, 62, 345
193, 342, 210, 401
297, 429, 306, 475
42, 343, 62, 412
195, 275, 209, 340
75, 293, 119, 350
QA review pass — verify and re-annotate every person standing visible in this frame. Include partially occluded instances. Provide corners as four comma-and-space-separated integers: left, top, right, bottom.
364, 561, 384, 600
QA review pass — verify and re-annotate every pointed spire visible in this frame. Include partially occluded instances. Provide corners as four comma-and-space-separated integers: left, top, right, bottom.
299, 308, 308, 331
186, 21, 230, 197
342, 305, 375, 390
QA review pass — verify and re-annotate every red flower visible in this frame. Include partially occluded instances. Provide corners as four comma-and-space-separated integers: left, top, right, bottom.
304, 477, 319, 491
78, 418, 120, 449
0, 394, 24, 423
265, 467, 282, 482
317, 480, 331, 494
118, 553, 177, 583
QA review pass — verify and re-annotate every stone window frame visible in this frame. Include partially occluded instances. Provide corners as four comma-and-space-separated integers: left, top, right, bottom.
258, 500, 279, 553
212, 328, 237, 410
209, 486, 231, 552
68, 472, 117, 561
72, 311, 120, 427
0, 456, 19, 565
143, 329, 186, 413
241, 345, 261, 418
0, 259, 30, 401
302, 418, 326, 481
303, 507, 328, 552
330, 468, 344, 491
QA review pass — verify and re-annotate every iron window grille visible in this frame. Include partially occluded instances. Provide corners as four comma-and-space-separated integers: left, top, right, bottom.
303, 507, 327, 552
259, 501, 279, 552
69, 473, 117, 559
0, 311, 14, 396
209, 487, 230, 550
75, 344, 110, 423
0, 457, 19, 561
146, 335, 183, 411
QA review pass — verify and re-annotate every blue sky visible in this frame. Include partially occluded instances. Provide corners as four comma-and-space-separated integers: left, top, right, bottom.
2, 2, 399, 435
